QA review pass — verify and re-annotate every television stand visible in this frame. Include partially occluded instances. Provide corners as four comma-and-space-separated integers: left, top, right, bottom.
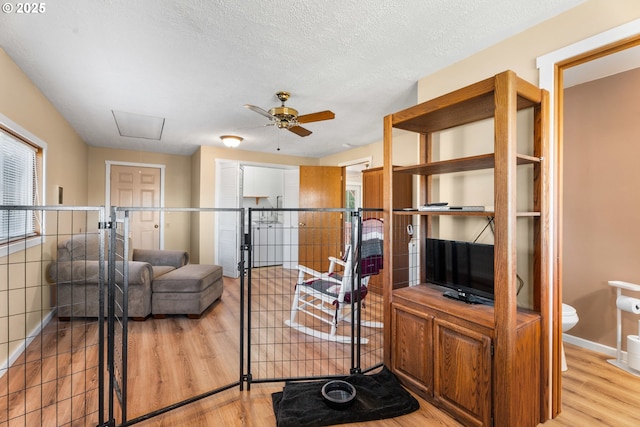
391, 285, 541, 427
443, 289, 485, 304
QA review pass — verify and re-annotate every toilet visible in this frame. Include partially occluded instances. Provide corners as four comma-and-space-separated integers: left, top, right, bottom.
561, 303, 579, 371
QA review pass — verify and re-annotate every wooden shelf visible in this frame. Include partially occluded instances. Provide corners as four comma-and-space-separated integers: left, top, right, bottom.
392, 285, 541, 427
391, 73, 542, 134
243, 195, 268, 204
393, 209, 541, 217
383, 70, 549, 427
394, 284, 541, 333
393, 153, 541, 176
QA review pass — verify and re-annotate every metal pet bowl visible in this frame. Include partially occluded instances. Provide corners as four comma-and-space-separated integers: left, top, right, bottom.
321, 380, 356, 410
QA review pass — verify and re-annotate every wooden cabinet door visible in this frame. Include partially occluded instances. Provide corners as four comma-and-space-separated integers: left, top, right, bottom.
434, 318, 492, 427
391, 304, 433, 398
298, 166, 344, 272
362, 168, 383, 209
362, 167, 412, 209
363, 167, 413, 290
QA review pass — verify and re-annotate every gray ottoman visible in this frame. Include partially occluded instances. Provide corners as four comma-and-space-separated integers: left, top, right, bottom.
151, 264, 223, 318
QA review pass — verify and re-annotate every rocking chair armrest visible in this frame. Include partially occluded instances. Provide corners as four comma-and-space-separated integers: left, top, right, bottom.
298, 264, 322, 278
298, 265, 328, 283
328, 256, 346, 266
297, 265, 342, 285
327, 256, 347, 274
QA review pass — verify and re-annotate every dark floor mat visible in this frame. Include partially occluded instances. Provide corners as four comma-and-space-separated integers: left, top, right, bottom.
271, 366, 419, 427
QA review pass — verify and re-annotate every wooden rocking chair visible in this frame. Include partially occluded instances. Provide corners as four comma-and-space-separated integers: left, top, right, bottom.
285, 219, 383, 343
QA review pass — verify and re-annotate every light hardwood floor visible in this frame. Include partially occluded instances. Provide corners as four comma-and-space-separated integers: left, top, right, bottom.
132, 342, 640, 427
3, 272, 640, 426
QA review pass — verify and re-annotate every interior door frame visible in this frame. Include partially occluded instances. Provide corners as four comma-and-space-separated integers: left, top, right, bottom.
537, 18, 640, 418
105, 160, 166, 248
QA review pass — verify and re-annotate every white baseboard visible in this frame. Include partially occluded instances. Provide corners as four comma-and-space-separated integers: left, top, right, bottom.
0, 309, 55, 379
563, 333, 618, 358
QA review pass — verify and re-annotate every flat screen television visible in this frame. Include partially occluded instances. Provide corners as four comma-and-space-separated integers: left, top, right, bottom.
425, 237, 494, 304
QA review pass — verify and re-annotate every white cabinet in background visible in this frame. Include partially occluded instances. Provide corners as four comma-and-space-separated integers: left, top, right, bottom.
243, 166, 283, 199
252, 222, 283, 267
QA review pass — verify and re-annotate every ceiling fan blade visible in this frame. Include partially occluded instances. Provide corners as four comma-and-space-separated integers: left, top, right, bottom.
244, 104, 275, 120
297, 110, 335, 124
288, 125, 312, 137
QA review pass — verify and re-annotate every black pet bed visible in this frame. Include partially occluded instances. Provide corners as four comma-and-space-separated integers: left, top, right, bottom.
271, 366, 419, 427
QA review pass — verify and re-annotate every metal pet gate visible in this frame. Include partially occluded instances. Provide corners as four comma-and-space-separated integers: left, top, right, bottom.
245, 208, 384, 385
0, 205, 383, 426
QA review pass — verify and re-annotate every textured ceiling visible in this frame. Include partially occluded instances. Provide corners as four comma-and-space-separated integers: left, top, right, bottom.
0, 0, 584, 157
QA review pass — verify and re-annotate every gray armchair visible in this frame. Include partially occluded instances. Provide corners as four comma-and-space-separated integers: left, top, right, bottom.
48, 234, 188, 320
132, 248, 189, 278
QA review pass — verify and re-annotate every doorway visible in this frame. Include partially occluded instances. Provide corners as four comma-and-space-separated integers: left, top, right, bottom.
537, 18, 640, 417
343, 159, 371, 269
107, 162, 165, 250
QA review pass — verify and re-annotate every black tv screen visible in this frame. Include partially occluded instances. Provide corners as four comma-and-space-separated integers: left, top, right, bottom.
425, 238, 494, 303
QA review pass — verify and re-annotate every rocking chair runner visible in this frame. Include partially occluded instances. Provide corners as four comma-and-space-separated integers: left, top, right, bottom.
285, 219, 383, 344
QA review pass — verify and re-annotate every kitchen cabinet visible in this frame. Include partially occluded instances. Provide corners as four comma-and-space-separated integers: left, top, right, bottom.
252, 222, 283, 267
243, 165, 283, 202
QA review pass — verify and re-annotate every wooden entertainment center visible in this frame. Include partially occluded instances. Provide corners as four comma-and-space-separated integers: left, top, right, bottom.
382, 70, 550, 427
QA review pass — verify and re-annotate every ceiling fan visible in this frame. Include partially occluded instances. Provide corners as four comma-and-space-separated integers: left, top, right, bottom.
244, 91, 335, 137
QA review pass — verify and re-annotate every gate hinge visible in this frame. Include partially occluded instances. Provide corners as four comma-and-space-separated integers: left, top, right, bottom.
98, 221, 114, 229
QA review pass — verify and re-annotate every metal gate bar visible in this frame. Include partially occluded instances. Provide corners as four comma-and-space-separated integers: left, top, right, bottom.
0, 205, 107, 427
1, 204, 383, 426
246, 208, 384, 387
110, 207, 245, 427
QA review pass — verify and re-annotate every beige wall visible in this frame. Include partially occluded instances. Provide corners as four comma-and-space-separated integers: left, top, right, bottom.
0, 48, 89, 207
87, 146, 193, 252
192, 146, 320, 263
412, 0, 640, 347
563, 68, 640, 347
190, 149, 203, 262
417, 0, 640, 102
87, 146, 192, 208
321, 130, 418, 169
0, 48, 89, 368
86, 131, 387, 264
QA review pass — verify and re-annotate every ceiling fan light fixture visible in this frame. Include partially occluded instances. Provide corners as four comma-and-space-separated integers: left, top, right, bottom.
244, 91, 334, 138
221, 135, 243, 148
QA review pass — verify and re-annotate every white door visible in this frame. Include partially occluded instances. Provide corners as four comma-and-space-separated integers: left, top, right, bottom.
216, 160, 241, 278
282, 168, 299, 269
110, 164, 161, 250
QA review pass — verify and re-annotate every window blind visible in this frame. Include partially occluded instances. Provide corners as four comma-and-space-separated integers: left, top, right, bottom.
1, 129, 37, 241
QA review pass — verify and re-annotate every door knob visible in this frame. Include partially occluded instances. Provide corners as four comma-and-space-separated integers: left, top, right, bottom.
299, 222, 306, 226
154, 224, 159, 228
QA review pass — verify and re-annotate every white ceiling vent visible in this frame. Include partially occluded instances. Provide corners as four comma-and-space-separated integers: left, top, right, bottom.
112, 110, 165, 140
